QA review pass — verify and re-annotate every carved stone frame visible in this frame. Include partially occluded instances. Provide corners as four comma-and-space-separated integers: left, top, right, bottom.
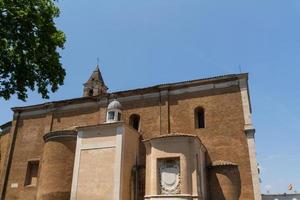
157, 157, 181, 195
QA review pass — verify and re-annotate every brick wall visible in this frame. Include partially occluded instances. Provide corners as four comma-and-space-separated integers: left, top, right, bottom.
0, 80, 255, 200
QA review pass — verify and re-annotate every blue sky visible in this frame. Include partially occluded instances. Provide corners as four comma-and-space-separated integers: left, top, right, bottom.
1, 0, 300, 194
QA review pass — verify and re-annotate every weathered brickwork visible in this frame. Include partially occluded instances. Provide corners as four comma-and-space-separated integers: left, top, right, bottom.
37, 138, 76, 200
5, 117, 46, 200
0, 132, 11, 191
0, 73, 259, 200
52, 106, 100, 131
168, 87, 254, 199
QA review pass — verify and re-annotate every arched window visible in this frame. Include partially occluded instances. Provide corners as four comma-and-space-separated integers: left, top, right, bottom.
195, 107, 205, 129
88, 89, 93, 96
129, 114, 141, 131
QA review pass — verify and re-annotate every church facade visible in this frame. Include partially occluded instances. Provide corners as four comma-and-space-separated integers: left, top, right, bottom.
0, 68, 261, 200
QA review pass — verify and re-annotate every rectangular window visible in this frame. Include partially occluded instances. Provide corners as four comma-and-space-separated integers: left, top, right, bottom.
24, 160, 39, 186
108, 111, 115, 120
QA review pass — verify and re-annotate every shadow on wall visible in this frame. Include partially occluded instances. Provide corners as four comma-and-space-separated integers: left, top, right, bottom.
208, 165, 241, 200
40, 192, 70, 200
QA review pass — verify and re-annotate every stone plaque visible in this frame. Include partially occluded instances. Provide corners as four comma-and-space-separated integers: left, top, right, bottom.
11, 183, 18, 188
159, 158, 180, 194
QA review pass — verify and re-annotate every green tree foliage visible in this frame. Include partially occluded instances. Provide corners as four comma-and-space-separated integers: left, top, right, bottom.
0, 0, 66, 101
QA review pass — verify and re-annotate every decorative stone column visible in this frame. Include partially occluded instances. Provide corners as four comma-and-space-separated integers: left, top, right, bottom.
37, 130, 77, 200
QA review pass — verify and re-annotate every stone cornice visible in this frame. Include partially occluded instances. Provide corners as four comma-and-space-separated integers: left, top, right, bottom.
11, 73, 248, 118
75, 121, 124, 131
43, 130, 77, 142
143, 133, 207, 152
208, 160, 238, 168
0, 121, 12, 135
245, 125, 256, 138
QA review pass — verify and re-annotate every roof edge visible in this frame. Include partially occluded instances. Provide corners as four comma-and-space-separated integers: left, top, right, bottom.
0, 121, 12, 135
11, 73, 248, 112
0, 121, 12, 129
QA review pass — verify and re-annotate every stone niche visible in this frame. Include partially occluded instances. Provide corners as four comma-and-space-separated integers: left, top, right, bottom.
70, 122, 139, 200
144, 134, 207, 200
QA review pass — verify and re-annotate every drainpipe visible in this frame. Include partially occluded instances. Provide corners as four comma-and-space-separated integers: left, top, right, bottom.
167, 89, 170, 134
159, 90, 162, 135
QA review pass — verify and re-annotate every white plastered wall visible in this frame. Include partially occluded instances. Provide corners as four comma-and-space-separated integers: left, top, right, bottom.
70, 124, 124, 200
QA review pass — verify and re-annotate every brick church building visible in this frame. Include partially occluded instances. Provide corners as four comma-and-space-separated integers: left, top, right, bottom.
0, 67, 261, 200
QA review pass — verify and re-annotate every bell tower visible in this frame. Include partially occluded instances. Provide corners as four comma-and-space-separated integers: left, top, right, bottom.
83, 65, 108, 97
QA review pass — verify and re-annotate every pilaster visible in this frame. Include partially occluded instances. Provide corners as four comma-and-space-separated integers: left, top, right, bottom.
239, 78, 261, 200
0, 112, 20, 200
